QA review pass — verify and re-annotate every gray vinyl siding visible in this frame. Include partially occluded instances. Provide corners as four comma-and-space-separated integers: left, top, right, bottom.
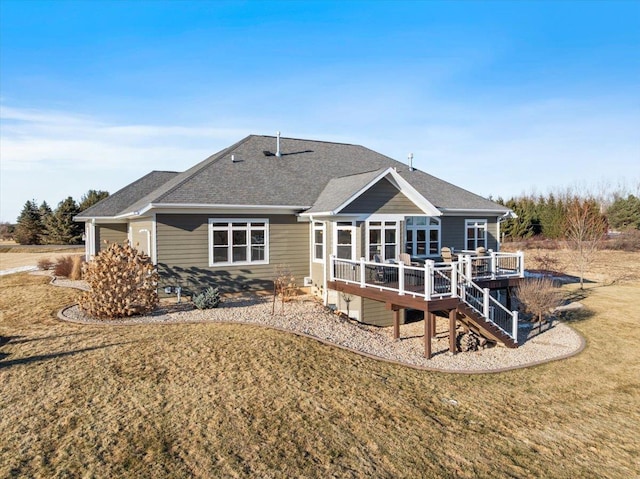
341, 178, 423, 215
129, 218, 153, 256
362, 298, 406, 327
156, 214, 309, 292
95, 223, 127, 252
440, 216, 499, 252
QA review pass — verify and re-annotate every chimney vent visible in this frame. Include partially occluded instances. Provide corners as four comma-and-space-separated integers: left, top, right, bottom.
408, 153, 414, 172
276, 131, 281, 157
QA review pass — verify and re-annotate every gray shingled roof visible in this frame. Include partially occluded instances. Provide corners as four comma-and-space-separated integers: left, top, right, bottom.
78, 135, 508, 218
76, 171, 179, 218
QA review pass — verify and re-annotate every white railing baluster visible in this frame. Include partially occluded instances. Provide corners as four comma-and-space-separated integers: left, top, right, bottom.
425, 260, 432, 300
398, 260, 405, 295
483, 288, 490, 319
518, 250, 525, 277
451, 262, 457, 297
512, 310, 519, 343
329, 254, 335, 281
490, 251, 497, 279
359, 257, 366, 288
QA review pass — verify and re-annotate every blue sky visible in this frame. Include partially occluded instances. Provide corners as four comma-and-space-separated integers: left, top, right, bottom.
1, 0, 639, 222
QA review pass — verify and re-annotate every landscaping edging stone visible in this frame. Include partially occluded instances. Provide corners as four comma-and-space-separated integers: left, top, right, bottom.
57, 294, 586, 374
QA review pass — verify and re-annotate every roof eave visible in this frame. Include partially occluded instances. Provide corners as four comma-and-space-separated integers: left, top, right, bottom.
438, 208, 512, 216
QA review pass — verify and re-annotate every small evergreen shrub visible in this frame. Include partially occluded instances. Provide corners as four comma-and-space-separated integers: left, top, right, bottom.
54, 256, 74, 277
37, 258, 54, 270
193, 286, 221, 310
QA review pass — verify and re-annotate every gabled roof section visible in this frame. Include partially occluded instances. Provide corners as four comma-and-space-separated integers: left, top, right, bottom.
304, 167, 441, 216
75, 171, 179, 219
75, 134, 510, 220
304, 169, 384, 215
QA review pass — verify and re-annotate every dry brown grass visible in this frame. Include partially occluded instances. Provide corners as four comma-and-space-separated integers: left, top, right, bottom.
502, 246, 640, 284
1, 260, 639, 477
0, 250, 83, 271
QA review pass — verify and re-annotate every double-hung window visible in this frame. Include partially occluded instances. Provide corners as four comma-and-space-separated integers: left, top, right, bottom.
405, 217, 440, 257
367, 221, 398, 261
209, 219, 268, 266
312, 221, 325, 262
465, 219, 487, 251
334, 221, 356, 260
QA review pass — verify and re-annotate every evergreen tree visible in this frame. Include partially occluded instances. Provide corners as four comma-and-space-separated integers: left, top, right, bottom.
502, 197, 537, 239
537, 194, 565, 239
14, 200, 45, 245
606, 195, 640, 230
78, 190, 109, 212
46, 197, 83, 244
39, 201, 53, 244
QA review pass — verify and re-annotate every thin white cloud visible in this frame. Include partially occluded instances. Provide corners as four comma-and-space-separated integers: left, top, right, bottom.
0, 105, 249, 221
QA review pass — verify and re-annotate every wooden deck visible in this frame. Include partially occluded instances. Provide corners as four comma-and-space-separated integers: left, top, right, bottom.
327, 275, 521, 358
327, 280, 459, 312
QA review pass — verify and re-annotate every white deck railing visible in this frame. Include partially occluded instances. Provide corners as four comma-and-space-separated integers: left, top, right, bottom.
457, 250, 525, 281
329, 251, 523, 342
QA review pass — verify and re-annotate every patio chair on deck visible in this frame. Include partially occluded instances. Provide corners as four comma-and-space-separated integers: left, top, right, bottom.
372, 254, 386, 283
441, 247, 454, 263
473, 247, 488, 276
399, 253, 412, 265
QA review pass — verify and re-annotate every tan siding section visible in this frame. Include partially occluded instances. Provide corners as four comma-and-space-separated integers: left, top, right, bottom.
341, 178, 423, 215
96, 224, 127, 252
130, 218, 153, 256
156, 214, 309, 292
361, 298, 406, 327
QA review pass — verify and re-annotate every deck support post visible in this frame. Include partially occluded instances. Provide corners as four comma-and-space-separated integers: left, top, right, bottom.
430, 313, 436, 338
449, 309, 457, 354
393, 309, 400, 340
424, 310, 432, 359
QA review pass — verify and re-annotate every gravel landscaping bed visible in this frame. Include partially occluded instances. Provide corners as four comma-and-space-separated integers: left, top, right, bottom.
59, 291, 585, 373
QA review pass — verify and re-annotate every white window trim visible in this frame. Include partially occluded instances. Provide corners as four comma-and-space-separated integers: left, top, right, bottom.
333, 221, 357, 260
312, 221, 326, 263
365, 220, 400, 261
465, 219, 488, 250
208, 218, 269, 267
405, 216, 441, 258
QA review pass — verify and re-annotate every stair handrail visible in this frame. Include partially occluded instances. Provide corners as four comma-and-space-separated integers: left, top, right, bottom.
456, 268, 518, 343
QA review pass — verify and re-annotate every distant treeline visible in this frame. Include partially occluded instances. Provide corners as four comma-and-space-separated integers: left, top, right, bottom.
1, 190, 109, 245
494, 192, 640, 241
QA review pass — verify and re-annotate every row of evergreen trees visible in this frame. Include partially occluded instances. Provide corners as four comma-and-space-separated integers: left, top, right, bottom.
495, 193, 640, 240
14, 190, 109, 245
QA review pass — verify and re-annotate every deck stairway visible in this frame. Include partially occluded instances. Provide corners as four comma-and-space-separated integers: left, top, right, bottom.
329, 253, 523, 347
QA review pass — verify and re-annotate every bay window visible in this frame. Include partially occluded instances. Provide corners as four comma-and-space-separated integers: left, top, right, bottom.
367, 221, 398, 261
313, 221, 325, 262
405, 217, 440, 257
334, 221, 356, 260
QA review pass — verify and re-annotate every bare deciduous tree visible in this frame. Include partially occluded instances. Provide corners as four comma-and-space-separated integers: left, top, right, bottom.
272, 265, 296, 314
564, 198, 607, 289
516, 277, 563, 330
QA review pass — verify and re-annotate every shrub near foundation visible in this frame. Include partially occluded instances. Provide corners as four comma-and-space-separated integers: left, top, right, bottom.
79, 242, 158, 319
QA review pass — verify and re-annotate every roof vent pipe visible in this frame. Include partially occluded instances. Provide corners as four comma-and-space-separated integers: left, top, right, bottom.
408, 153, 414, 172
231, 154, 236, 163
276, 131, 281, 157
